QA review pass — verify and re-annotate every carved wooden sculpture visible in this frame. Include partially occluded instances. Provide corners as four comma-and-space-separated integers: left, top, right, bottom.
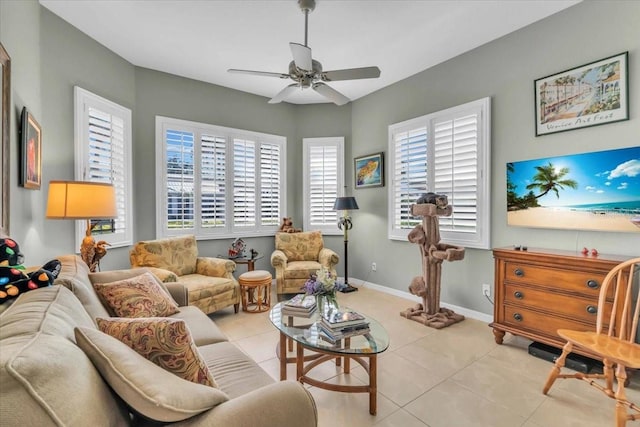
400, 197, 466, 329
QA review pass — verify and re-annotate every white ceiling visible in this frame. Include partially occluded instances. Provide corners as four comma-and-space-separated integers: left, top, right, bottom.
40, 0, 580, 105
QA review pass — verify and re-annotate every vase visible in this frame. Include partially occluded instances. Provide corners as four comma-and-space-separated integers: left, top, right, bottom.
316, 293, 338, 317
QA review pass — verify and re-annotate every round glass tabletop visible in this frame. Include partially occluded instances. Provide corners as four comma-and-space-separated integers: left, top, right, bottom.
269, 301, 389, 355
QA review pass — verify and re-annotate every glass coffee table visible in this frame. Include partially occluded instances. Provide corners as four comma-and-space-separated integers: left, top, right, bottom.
269, 302, 389, 415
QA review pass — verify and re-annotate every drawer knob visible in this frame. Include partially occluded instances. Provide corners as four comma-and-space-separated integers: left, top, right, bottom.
586, 280, 599, 289
514, 291, 524, 299
513, 313, 523, 321
586, 305, 597, 315
514, 268, 524, 277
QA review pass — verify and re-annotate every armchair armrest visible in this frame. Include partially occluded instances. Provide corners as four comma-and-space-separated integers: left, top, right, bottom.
164, 282, 188, 306
270, 250, 288, 269
196, 257, 235, 279
318, 247, 339, 269
175, 382, 317, 427
144, 266, 179, 283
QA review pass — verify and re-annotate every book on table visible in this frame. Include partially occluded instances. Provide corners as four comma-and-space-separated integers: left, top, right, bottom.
281, 294, 317, 317
321, 307, 368, 329
318, 321, 371, 343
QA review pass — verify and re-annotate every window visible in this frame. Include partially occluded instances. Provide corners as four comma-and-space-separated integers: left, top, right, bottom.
303, 137, 344, 234
74, 87, 133, 248
388, 97, 491, 249
156, 116, 285, 238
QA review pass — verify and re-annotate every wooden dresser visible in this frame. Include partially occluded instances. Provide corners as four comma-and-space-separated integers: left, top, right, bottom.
490, 247, 631, 358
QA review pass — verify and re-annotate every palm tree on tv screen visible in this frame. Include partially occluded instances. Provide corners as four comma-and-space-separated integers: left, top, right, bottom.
525, 162, 578, 200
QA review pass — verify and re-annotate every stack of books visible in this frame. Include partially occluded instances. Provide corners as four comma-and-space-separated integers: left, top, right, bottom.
318, 307, 370, 343
281, 294, 317, 318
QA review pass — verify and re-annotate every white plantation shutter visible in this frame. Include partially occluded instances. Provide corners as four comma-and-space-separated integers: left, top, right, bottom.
165, 129, 195, 230
233, 138, 257, 229
260, 143, 281, 227
156, 117, 286, 238
391, 127, 428, 231
75, 87, 133, 248
388, 98, 490, 249
303, 137, 344, 234
201, 134, 226, 229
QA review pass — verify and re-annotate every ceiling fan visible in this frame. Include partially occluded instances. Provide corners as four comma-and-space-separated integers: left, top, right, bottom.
228, 0, 381, 106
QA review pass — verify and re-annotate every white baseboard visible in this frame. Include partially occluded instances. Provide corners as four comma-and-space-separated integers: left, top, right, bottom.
347, 277, 493, 324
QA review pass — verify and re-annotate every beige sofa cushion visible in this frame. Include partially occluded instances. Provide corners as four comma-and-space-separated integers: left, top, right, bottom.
93, 272, 180, 318
97, 317, 216, 387
170, 305, 228, 346
0, 286, 129, 426
75, 327, 228, 423
54, 254, 111, 320
130, 235, 198, 276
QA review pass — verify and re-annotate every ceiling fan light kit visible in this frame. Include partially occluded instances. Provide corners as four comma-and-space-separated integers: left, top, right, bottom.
228, 0, 381, 105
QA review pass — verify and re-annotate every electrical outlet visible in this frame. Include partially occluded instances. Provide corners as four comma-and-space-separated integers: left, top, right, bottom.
371, 262, 377, 272
482, 284, 491, 297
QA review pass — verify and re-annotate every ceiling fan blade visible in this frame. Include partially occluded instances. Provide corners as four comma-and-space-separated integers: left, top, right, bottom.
228, 69, 290, 79
322, 66, 381, 82
290, 42, 312, 71
312, 82, 350, 106
269, 84, 299, 104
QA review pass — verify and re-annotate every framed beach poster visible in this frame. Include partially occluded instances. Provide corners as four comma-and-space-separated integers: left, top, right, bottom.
19, 107, 42, 190
506, 146, 640, 233
0, 43, 9, 232
355, 152, 384, 189
534, 52, 628, 136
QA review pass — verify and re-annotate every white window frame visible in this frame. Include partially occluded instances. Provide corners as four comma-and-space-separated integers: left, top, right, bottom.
303, 137, 345, 235
155, 116, 287, 239
74, 87, 133, 249
387, 97, 491, 249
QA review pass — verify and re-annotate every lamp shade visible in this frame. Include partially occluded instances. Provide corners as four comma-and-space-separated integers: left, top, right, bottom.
334, 196, 359, 211
46, 181, 117, 219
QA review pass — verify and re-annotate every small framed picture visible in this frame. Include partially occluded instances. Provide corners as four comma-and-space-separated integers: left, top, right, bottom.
20, 107, 42, 190
534, 51, 628, 136
354, 152, 384, 189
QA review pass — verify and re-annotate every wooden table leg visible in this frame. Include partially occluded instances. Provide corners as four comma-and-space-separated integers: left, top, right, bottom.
279, 332, 287, 381
344, 337, 351, 373
370, 354, 377, 415
296, 341, 304, 382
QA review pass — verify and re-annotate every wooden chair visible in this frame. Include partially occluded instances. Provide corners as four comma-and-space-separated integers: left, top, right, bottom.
542, 257, 640, 427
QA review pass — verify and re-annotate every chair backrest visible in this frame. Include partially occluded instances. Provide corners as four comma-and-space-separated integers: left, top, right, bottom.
596, 257, 640, 343
129, 235, 198, 276
274, 230, 324, 261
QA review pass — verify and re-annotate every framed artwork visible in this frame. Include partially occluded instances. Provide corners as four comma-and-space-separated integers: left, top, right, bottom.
534, 51, 628, 136
507, 146, 640, 233
354, 152, 384, 189
0, 43, 10, 232
20, 107, 42, 190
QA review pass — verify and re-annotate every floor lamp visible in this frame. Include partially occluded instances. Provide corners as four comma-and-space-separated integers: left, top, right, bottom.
46, 181, 117, 272
334, 196, 359, 293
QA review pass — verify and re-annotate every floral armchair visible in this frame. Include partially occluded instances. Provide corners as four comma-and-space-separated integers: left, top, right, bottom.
129, 235, 240, 314
270, 230, 339, 297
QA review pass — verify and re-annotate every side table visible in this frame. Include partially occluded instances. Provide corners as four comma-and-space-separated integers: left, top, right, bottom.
229, 255, 264, 272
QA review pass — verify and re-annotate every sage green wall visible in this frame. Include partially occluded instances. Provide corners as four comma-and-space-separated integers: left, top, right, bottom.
349, 0, 640, 315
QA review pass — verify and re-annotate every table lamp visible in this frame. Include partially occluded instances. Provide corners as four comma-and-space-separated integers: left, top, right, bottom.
46, 180, 116, 272
333, 196, 359, 293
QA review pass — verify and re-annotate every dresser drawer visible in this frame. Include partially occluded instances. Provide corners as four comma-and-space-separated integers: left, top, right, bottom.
502, 305, 592, 339
504, 262, 605, 296
503, 283, 604, 324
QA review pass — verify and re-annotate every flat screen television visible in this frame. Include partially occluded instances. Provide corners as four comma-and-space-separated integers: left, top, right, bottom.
507, 146, 640, 233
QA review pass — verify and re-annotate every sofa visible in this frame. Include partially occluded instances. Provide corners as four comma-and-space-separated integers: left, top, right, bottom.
271, 230, 339, 297
129, 235, 241, 315
0, 255, 317, 426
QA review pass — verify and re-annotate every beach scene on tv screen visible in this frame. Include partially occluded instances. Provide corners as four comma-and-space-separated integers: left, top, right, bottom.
507, 146, 640, 233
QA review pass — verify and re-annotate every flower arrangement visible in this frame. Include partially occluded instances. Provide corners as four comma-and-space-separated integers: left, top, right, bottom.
302, 267, 344, 313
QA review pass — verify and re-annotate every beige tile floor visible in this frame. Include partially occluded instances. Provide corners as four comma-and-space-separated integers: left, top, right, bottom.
209, 285, 640, 427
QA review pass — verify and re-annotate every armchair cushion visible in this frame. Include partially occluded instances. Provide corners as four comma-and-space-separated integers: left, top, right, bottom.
130, 235, 198, 276
275, 231, 324, 261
